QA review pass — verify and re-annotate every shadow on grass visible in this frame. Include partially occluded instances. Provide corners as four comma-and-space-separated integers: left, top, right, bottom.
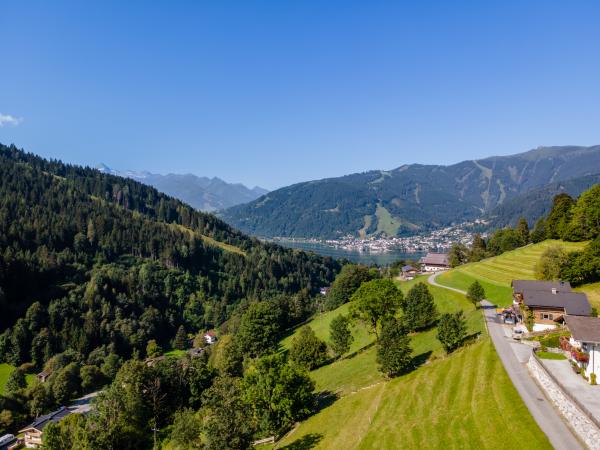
461, 331, 482, 347
279, 433, 324, 450
313, 390, 339, 414
411, 350, 433, 369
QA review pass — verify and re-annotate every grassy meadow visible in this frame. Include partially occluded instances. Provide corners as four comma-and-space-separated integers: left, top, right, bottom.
264, 276, 555, 450
436, 240, 587, 306
0, 363, 35, 394
276, 340, 551, 450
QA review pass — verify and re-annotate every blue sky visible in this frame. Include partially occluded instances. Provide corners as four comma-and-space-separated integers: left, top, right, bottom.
1, 1, 600, 189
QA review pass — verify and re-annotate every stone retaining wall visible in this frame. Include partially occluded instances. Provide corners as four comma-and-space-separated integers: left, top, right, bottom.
528, 355, 600, 450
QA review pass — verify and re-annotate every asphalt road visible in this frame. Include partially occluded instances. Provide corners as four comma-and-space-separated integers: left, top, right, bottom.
428, 272, 583, 450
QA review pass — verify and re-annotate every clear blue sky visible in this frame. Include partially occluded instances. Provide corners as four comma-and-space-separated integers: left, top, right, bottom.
1, 1, 600, 189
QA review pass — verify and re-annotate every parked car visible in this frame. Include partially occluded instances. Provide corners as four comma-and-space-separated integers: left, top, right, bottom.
504, 316, 515, 325
512, 329, 524, 340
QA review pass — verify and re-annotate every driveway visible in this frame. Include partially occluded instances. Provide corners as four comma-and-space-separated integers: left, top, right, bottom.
428, 272, 583, 450
541, 358, 600, 424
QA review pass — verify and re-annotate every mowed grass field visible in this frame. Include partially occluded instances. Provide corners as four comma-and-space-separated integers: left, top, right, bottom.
577, 281, 600, 311
276, 339, 551, 450
436, 240, 587, 306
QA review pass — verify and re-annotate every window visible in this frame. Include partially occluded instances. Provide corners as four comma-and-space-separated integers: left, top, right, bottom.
542, 313, 551, 320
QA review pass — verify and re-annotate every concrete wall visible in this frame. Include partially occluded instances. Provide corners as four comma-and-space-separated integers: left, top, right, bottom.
528, 355, 600, 449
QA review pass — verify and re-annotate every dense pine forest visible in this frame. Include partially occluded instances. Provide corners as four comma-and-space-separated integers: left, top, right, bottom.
0, 143, 340, 438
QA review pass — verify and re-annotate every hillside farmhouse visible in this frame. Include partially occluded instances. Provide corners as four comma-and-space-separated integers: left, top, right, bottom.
19, 407, 71, 448
419, 253, 450, 272
564, 315, 600, 384
511, 280, 591, 332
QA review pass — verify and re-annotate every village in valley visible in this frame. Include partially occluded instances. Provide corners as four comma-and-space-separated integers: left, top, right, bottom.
274, 220, 487, 255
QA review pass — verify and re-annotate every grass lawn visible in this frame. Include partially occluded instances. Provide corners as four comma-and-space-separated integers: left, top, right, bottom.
279, 302, 374, 357
436, 240, 588, 306
164, 349, 188, 357
276, 339, 551, 450
0, 363, 36, 394
537, 352, 566, 360
577, 281, 600, 311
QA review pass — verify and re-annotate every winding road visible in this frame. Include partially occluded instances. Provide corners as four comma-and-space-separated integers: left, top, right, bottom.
428, 272, 583, 450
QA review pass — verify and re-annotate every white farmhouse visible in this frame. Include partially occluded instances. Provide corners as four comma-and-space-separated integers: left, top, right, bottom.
419, 253, 450, 272
564, 315, 600, 383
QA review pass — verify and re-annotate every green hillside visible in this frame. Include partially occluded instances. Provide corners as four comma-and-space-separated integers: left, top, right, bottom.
269, 277, 549, 449
436, 240, 587, 306
276, 339, 550, 449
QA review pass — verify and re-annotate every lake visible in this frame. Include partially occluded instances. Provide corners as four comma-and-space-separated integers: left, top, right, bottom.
275, 240, 425, 266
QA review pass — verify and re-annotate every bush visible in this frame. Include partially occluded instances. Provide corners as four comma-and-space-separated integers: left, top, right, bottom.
591, 373, 597, 385
540, 335, 560, 348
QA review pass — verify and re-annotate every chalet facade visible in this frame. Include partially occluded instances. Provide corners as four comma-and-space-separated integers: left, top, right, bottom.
401, 265, 419, 280
511, 280, 591, 332
419, 253, 450, 272
564, 315, 600, 383
19, 407, 71, 448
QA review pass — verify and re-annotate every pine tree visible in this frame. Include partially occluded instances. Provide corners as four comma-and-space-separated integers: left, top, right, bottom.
289, 326, 328, 370
329, 315, 353, 358
402, 283, 437, 332
174, 325, 188, 350
437, 312, 467, 353
376, 318, 412, 377
516, 217, 530, 246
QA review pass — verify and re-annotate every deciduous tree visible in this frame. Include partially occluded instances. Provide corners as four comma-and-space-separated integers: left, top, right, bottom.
350, 279, 403, 339
466, 281, 485, 308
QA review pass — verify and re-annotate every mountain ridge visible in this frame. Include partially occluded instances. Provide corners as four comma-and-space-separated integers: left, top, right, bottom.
96, 163, 268, 212
223, 145, 600, 239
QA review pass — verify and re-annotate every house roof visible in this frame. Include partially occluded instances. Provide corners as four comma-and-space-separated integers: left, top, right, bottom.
401, 265, 417, 272
420, 253, 449, 266
523, 291, 591, 316
564, 315, 600, 344
511, 280, 572, 293
205, 330, 216, 337
19, 406, 71, 433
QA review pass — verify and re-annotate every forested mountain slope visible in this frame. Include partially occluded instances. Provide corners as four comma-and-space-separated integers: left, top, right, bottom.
223, 145, 600, 238
0, 143, 339, 366
486, 173, 600, 228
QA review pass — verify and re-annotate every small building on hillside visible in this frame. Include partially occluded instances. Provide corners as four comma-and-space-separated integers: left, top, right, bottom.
564, 315, 600, 383
36, 370, 50, 383
19, 407, 71, 448
511, 280, 591, 332
419, 253, 450, 272
204, 330, 218, 345
401, 265, 419, 280
319, 287, 331, 296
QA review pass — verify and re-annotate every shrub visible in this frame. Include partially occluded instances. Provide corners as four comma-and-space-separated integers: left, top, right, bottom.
540, 335, 560, 348
591, 373, 597, 385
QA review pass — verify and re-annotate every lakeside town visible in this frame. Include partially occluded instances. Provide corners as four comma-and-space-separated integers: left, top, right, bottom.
271, 219, 489, 255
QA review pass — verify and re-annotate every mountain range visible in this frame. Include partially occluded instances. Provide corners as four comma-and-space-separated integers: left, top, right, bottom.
222, 145, 600, 239
96, 164, 268, 212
